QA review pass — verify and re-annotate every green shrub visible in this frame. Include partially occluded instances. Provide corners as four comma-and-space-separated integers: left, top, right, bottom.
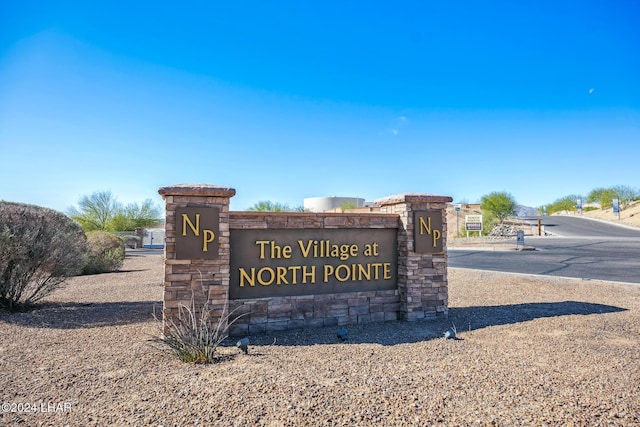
82, 231, 125, 275
0, 202, 87, 311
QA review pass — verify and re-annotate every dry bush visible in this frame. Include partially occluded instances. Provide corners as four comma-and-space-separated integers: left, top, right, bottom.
82, 231, 125, 275
0, 201, 87, 311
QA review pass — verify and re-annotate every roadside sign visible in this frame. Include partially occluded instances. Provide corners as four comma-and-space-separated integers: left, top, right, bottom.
465, 214, 482, 224
465, 214, 483, 236
516, 230, 524, 246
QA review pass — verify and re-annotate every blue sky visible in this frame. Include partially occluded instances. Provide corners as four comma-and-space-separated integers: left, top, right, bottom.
1, 1, 638, 213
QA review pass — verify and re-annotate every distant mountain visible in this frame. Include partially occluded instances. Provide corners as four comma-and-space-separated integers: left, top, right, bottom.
515, 205, 537, 217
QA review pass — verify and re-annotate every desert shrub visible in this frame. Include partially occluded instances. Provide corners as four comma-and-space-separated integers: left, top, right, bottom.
152, 292, 247, 363
0, 202, 87, 311
82, 231, 125, 275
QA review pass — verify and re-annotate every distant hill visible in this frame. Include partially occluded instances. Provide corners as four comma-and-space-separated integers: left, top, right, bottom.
515, 205, 537, 217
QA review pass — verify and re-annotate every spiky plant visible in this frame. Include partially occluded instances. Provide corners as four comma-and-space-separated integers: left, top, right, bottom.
153, 295, 245, 363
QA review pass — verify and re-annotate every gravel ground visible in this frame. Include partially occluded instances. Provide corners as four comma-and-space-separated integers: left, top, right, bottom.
1, 251, 639, 426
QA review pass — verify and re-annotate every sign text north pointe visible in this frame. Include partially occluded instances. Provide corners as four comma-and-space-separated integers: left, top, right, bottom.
230, 229, 397, 299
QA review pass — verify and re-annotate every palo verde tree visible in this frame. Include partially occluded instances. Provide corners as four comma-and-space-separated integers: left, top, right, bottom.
586, 188, 618, 210
611, 185, 638, 209
543, 194, 580, 215
480, 191, 517, 224
67, 191, 161, 232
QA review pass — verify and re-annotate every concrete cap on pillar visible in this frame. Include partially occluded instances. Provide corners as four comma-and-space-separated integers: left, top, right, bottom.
158, 184, 236, 199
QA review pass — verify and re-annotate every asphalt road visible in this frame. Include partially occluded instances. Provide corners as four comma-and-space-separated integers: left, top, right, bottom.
449, 216, 640, 284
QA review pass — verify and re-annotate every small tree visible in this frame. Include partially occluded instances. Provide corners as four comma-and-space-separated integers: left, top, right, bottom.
612, 185, 638, 209
110, 200, 161, 231
248, 201, 300, 212
339, 201, 358, 212
67, 190, 120, 231
0, 202, 87, 311
586, 188, 617, 209
68, 191, 160, 232
480, 192, 517, 224
544, 194, 580, 215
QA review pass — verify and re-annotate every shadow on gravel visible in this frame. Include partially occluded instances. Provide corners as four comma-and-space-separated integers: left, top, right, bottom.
0, 301, 159, 329
232, 301, 626, 348
449, 300, 626, 332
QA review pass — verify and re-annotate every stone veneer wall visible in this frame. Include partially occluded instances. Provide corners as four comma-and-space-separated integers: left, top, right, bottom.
159, 185, 452, 337
227, 211, 401, 336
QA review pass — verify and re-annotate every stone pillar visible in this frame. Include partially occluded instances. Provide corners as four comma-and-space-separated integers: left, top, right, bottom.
158, 184, 235, 331
375, 193, 453, 320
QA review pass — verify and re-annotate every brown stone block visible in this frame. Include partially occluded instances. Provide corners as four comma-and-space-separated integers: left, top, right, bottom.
167, 273, 192, 281
289, 310, 305, 320
249, 323, 267, 335
249, 302, 268, 314
356, 291, 377, 298
266, 216, 287, 228
325, 301, 349, 310
166, 259, 192, 265
323, 216, 347, 227
405, 311, 425, 321
369, 303, 383, 313
371, 312, 385, 322
302, 218, 324, 228
349, 305, 370, 316
370, 295, 399, 305
287, 319, 305, 329
384, 312, 398, 321
347, 297, 369, 306
228, 323, 248, 337
337, 315, 357, 326
304, 318, 325, 328
268, 302, 293, 315
293, 299, 314, 313
163, 300, 180, 309
357, 314, 372, 324
176, 290, 197, 301
266, 321, 289, 332
268, 312, 291, 322
250, 314, 267, 324
383, 302, 401, 312
323, 317, 339, 327
265, 296, 290, 306
325, 308, 349, 318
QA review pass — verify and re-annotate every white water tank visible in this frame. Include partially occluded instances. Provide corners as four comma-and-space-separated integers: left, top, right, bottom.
303, 196, 365, 212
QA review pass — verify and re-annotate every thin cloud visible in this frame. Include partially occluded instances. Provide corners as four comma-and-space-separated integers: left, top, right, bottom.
386, 116, 408, 136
